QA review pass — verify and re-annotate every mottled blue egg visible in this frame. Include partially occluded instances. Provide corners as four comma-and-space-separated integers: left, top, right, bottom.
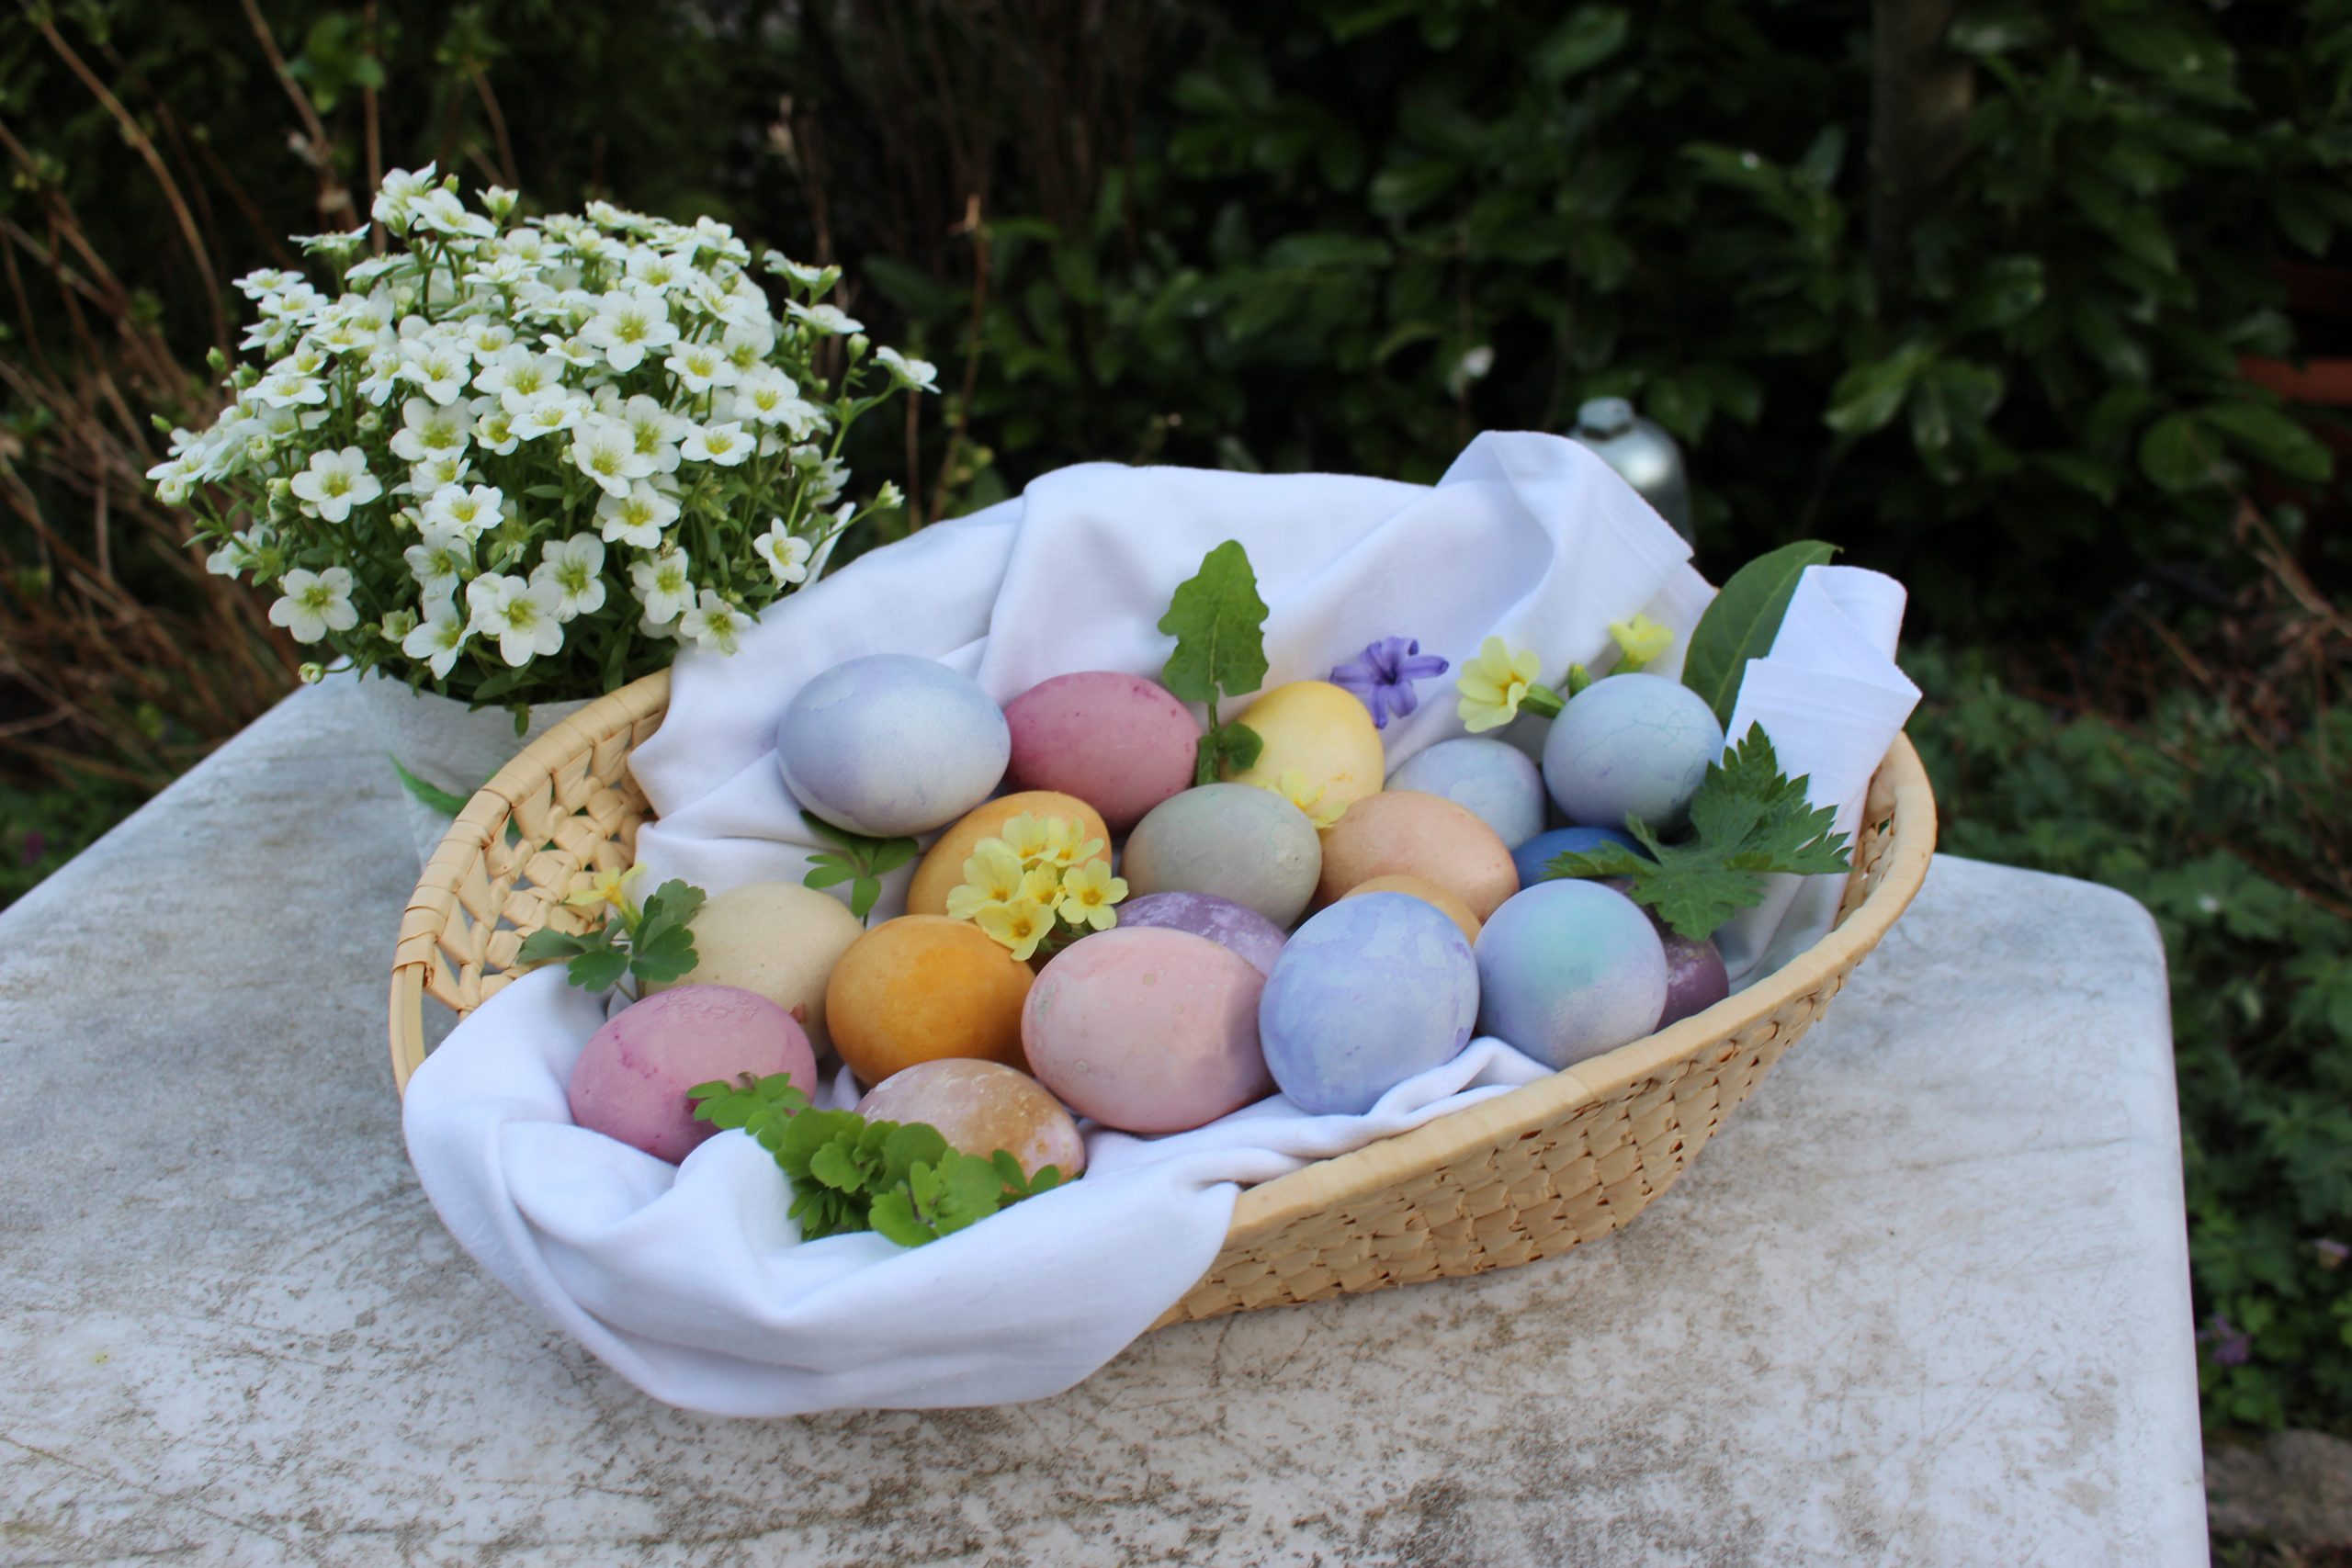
1259, 894, 1480, 1115
1510, 825, 1645, 891
1542, 673, 1724, 835
1475, 880, 1668, 1069
1385, 739, 1547, 849
775, 654, 1009, 837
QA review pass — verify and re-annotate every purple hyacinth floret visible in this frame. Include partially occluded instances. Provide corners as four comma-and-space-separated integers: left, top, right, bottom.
1330, 636, 1450, 729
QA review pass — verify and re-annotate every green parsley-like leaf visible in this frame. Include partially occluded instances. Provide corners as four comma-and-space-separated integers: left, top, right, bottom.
390, 753, 470, 818
515, 927, 591, 965
868, 1190, 931, 1247
797, 813, 918, 922
1544, 727, 1852, 941
565, 944, 633, 993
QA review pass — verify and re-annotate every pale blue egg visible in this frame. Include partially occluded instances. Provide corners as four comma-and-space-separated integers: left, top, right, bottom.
1260, 894, 1480, 1115
775, 654, 1009, 837
1385, 738, 1547, 849
1542, 673, 1724, 835
1510, 825, 1644, 890
1475, 880, 1668, 1069
1121, 784, 1323, 928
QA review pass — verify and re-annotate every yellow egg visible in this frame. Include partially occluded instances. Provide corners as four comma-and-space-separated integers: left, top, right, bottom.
1223, 681, 1386, 812
641, 882, 863, 1055
905, 791, 1111, 917
1340, 873, 1483, 945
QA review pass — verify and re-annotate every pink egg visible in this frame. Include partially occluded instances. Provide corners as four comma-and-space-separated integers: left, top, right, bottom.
1023, 928, 1271, 1134
1003, 671, 1202, 832
568, 985, 818, 1164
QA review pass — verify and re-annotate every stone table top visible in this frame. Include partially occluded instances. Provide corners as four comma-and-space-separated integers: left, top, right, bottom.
0, 682, 2207, 1566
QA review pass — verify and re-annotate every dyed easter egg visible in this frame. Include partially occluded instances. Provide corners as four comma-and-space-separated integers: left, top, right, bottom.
1314, 789, 1520, 921
1385, 739, 1546, 849
1259, 894, 1480, 1115
1023, 928, 1270, 1134
1510, 825, 1645, 892
569, 985, 817, 1164
1340, 874, 1482, 944
775, 654, 1010, 837
1113, 891, 1288, 976
906, 791, 1111, 917
1120, 784, 1322, 928
1475, 881, 1668, 1069
639, 881, 862, 1055
824, 916, 1034, 1084
1542, 673, 1724, 836
856, 1058, 1088, 1180
1002, 671, 1201, 831
1657, 928, 1730, 1029
1223, 681, 1387, 813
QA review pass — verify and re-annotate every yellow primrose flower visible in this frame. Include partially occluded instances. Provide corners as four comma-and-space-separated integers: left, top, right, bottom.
996, 813, 1057, 865
945, 840, 1029, 920
1035, 816, 1106, 868
1019, 863, 1064, 904
563, 862, 644, 912
1261, 767, 1344, 829
1456, 636, 1544, 733
1055, 859, 1129, 931
976, 897, 1056, 962
1608, 614, 1674, 673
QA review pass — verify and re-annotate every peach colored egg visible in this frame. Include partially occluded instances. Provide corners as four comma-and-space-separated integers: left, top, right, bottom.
856, 1058, 1088, 1179
640, 881, 863, 1055
1003, 671, 1202, 832
1340, 873, 1483, 944
1222, 680, 1388, 812
906, 791, 1111, 917
1314, 789, 1521, 920
824, 916, 1035, 1085
569, 985, 817, 1165
1022, 928, 1271, 1134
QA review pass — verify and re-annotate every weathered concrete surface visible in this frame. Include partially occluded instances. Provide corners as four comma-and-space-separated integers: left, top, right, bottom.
2207, 1429, 2352, 1547
0, 682, 2207, 1566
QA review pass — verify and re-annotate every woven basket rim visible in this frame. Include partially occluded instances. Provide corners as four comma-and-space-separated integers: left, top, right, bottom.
389, 670, 1936, 1248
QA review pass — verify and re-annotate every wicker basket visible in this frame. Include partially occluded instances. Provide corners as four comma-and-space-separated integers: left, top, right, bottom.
390, 669, 1936, 1327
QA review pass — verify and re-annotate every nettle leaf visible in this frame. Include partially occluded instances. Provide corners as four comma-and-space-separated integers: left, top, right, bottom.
1680, 540, 1839, 726
1158, 539, 1270, 707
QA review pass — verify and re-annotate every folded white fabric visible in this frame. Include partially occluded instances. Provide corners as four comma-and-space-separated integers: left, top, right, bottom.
401, 431, 1914, 1416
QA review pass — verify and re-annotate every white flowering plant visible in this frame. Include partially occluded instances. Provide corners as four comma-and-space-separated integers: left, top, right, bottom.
148, 167, 934, 708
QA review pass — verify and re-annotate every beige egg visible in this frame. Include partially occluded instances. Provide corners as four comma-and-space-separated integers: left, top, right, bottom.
856, 1058, 1087, 1180
1314, 789, 1521, 920
1223, 681, 1387, 812
1340, 873, 1483, 944
641, 881, 863, 1054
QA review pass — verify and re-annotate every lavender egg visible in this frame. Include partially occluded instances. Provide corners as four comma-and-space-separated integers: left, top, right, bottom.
1475, 881, 1668, 1070
775, 654, 1009, 837
1542, 673, 1724, 836
1114, 891, 1289, 977
1658, 929, 1730, 1028
1259, 893, 1480, 1115
1385, 738, 1547, 849
1510, 825, 1644, 890
1120, 784, 1322, 928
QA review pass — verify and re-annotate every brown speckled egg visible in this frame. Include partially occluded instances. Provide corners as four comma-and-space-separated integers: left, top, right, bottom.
640, 881, 863, 1055
824, 916, 1035, 1084
1340, 873, 1483, 945
856, 1058, 1087, 1179
1314, 789, 1520, 920
905, 791, 1111, 917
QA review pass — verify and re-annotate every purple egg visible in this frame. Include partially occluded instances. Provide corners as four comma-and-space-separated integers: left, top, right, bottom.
1474, 880, 1668, 1070
1114, 891, 1289, 977
1259, 894, 1480, 1115
1657, 929, 1730, 1027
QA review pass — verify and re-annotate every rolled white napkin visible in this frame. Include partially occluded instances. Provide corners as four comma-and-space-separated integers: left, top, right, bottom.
402, 432, 1914, 1415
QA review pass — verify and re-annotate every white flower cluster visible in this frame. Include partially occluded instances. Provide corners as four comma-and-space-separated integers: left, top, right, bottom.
151, 167, 933, 698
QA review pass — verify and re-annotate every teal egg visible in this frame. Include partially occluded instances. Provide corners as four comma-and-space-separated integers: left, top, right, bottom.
1475, 880, 1668, 1069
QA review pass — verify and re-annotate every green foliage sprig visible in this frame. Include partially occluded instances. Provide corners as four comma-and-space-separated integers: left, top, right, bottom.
517, 874, 704, 991
800, 813, 919, 921
687, 1072, 1066, 1246
1158, 540, 1270, 784
1545, 728, 1851, 940
1680, 541, 1839, 726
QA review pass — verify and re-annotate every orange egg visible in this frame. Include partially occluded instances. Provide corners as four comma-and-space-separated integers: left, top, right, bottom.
1314, 789, 1520, 920
824, 916, 1035, 1083
1340, 873, 1483, 944
904, 791, 1111, 917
